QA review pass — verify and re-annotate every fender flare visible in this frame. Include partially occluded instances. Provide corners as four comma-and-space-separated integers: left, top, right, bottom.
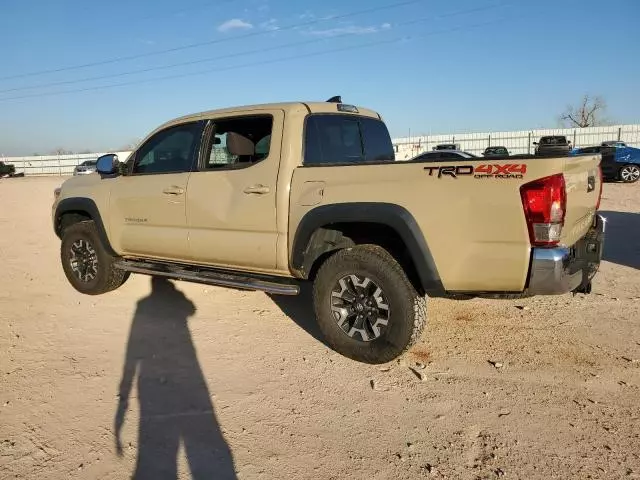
54, 197, 116, 256
290, 202, 444, 295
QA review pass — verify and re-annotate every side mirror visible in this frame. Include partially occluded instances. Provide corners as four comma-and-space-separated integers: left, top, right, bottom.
96, 154, 120, 175
533, 142, 538, 145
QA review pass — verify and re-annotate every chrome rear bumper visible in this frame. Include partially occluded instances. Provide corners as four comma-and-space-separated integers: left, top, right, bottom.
527, 214, 606, 295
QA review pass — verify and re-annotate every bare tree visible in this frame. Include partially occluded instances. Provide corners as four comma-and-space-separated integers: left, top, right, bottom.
50, 147, 74, 155
560, 95, 607, 128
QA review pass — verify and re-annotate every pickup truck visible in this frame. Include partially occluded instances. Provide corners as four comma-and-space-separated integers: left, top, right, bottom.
0, 161, 16, 177
52, 98, 606, 364
534, 136, 572, 157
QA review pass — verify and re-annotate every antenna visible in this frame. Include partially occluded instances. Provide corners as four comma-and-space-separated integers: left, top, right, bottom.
326, 95, 342, 103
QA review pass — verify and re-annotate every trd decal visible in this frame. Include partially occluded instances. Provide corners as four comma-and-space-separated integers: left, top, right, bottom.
424, 164, 527, 179
424, 165, 474, 178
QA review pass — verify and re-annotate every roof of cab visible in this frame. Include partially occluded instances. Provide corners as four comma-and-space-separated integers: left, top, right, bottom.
157, 101, 381, 129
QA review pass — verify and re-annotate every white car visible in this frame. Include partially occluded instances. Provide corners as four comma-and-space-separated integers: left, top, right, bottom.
73, 160, 98, 175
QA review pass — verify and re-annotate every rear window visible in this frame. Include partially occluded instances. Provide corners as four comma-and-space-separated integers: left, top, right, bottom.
303, 115, 395, 165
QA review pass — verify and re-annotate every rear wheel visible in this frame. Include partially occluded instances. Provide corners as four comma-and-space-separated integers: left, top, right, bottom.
619, 164, 640, 183
60, 221, 129, 295
312, 245, 427, 364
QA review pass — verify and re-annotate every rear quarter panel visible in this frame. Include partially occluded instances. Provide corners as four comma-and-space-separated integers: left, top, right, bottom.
561, 154, 601, 246
289, 156, 597, 292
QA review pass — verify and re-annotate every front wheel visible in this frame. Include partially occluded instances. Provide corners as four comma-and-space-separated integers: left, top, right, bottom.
312, 245, 427, 364
60, 220, 129, 295
619, 164, 640, 183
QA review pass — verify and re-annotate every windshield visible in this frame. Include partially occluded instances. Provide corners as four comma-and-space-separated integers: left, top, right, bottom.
485, 147, 507, 155
540, 137, 568, 145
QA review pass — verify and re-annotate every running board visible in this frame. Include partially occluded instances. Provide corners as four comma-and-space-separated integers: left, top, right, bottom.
115, 259, 300, 296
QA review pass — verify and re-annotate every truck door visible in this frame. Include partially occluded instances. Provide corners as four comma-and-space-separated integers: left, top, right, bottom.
108, 121, 204, 260
185, 110, 284, 272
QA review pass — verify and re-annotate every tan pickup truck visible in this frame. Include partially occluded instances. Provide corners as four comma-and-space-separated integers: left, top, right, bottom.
52, 98, 605, 364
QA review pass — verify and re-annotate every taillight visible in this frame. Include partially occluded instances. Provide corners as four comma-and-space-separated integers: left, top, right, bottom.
520, 173, 566, 246
596, 165, 603, 210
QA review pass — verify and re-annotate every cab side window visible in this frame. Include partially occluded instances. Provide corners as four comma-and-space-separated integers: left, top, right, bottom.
133, 122, 203, 175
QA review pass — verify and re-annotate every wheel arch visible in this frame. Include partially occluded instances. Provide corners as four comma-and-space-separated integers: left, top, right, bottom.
290, 203, 444, 296
54, 197, 116, 256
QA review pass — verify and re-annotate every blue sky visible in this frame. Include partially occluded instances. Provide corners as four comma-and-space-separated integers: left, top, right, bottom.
0, 0, 639, 155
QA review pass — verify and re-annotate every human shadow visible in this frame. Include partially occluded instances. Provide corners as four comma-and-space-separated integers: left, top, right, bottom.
114, 277, 237, 480
600, 211, 640, 270
267, 281, 330, 348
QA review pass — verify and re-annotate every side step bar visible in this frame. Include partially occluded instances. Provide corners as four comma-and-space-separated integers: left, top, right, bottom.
115, 259, 300, 296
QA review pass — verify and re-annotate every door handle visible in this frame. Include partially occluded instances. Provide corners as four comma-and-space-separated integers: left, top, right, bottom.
162, 186, 185, 195
243, 184, 270, 195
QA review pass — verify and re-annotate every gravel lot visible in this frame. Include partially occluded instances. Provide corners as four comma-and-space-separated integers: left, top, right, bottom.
1, 176, 639, 480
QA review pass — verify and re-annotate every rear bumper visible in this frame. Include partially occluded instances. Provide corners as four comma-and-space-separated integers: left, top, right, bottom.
527, 214, 606, 295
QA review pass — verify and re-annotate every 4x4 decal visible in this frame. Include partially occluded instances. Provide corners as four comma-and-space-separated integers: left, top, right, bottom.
424, 164, 527, 179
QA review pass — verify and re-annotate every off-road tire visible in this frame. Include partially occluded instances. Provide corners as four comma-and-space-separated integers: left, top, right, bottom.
312, 244, 427, 364
60, 220, 129, 295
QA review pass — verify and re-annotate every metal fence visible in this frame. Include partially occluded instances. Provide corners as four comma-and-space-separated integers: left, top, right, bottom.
2, 124, 640, 175
1, 151, 132, 176
392, 124, 640, 160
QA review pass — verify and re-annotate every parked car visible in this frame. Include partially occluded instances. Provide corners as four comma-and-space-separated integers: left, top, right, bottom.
410, 150, 477, 162
601, 141, 627, 148
73, 159, 98, 176
0, 161, 16, 177
432, 143, 460, 151
52, 98, 605, 364
483, 146, 510, 157
571, 142, 640, 183
533, 136, 572, 156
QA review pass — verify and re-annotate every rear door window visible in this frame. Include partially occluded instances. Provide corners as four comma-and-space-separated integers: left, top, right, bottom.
304, 115, 394, 165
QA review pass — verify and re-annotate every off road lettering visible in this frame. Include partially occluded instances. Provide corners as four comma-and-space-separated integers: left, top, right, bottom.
474, 164, 527, 179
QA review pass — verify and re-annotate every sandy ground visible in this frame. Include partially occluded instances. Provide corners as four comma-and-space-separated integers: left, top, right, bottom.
1, 176, 639, 480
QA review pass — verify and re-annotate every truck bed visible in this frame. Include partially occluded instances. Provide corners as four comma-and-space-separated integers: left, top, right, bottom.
289, 154, 601, 293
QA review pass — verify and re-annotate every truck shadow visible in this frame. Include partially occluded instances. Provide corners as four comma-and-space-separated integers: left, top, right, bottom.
267, 282, 330, 348
114, 277, 237, 480
600, 211, 640, 270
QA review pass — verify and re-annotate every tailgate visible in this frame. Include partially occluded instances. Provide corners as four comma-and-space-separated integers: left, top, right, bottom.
561, 153, 602, 246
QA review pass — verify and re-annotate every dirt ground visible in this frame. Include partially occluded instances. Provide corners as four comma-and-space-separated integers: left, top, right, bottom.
1, 176, 639, 480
